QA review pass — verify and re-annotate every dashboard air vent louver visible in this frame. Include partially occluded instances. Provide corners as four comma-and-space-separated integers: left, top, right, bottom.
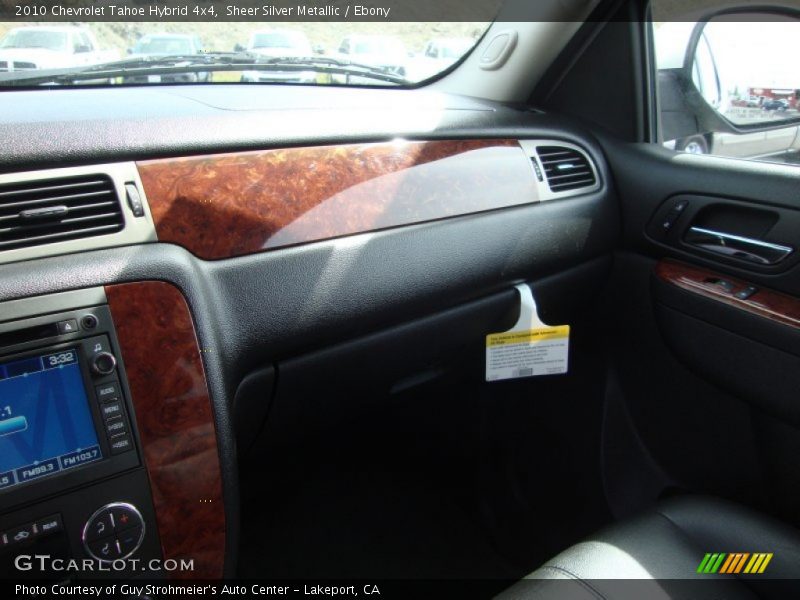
537, 146, 597, 193
0, 175, 123, 251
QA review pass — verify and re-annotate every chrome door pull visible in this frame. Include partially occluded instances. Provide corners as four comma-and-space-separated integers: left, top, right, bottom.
685, 226, 793, 265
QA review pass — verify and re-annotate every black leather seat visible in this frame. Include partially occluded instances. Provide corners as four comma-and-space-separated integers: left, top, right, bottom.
497, 496, 800, 600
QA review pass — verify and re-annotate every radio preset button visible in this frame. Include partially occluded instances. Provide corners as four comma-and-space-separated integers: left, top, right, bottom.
91, 352, 117, 376
0, 470, 14, 490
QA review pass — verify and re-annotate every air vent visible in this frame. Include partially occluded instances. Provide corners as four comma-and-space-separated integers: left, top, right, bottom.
0, 175, 124, 251
537, 146, 597, 193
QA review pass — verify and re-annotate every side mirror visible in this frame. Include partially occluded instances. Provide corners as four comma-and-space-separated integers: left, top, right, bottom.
233, 43, 245, 53
313, 44, 325, 55
657, 11, 800, 142
126, 48, 133, 55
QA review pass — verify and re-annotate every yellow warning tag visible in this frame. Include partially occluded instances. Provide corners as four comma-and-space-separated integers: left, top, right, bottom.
486, 285, 570, 381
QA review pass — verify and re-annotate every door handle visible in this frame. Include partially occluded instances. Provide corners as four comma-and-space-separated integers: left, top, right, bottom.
685, 226, 794, 265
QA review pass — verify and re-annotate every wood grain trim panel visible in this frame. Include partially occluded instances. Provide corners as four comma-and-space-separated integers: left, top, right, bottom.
106, 282, 224, 579
655, 259, 800, 329
137, 139, 536, 260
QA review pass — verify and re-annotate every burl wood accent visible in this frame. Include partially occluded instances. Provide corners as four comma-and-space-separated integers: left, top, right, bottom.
137, 139, 535, 260
106, 282, 224, 579
655, 259, 800, 329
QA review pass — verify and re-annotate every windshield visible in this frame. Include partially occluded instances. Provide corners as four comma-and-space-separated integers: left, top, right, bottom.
0, 22, 489, 86
441, 40, 472, 58
353, 38, 405, 56
0, 29, 67, 52
133, 37, 195, 56
250, 32, 308, 50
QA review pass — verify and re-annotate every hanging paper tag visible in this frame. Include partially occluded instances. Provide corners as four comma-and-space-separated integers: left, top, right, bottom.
486, 284, 570, 381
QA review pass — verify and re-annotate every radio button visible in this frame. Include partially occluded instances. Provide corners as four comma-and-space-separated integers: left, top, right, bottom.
109, 434, 132, 455
86, 337, 111, 355
80, 314, 98, 330
100, 401, 123, 419
105, 416, 126, 436
91, 352, 117, 376
57, 319, 78, 335
34, 514, 62, 538
95, 382, 120, 402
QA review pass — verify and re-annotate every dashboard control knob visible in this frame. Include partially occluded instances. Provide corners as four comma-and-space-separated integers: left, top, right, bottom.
81, 314, 98, 330
82, 502, 145, 561
91, 352, 117, 376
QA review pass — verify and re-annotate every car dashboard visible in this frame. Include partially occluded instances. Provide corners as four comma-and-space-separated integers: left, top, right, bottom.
0, 83, 618, 579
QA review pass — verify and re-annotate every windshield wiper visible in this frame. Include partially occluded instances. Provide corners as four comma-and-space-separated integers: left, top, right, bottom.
0, 52, 408, 86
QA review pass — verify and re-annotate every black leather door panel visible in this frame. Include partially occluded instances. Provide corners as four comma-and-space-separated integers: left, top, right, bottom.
599, 132, 800, 525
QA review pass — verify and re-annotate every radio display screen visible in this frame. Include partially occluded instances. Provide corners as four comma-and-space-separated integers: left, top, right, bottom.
0, 349, 103, 491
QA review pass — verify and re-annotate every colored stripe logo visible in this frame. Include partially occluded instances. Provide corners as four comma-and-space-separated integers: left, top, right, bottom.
697, 553, 773, 574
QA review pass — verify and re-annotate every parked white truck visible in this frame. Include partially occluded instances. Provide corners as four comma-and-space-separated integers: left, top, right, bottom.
0, 26, 118, 72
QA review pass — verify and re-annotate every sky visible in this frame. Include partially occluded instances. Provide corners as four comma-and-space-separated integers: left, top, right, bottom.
704, 21, 799, 91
